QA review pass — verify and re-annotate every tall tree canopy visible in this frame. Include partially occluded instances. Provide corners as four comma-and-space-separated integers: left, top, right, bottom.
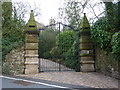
2, 2, 25, 60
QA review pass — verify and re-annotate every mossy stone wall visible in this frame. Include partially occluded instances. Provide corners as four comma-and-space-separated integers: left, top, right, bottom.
95, 47, 119, 79
3, 47, 25, 75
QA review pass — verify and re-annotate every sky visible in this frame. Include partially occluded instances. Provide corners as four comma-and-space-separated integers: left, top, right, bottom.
12, 0, 65, 25
11, 0, 109, 25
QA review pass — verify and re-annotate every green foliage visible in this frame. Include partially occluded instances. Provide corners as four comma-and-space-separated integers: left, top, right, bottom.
50, 46, 60, 57
91, 17, 112, 51
112, 2, 120, 31
2, 61, 14, 75
104, 2, 120, 32
118, 1, 120, 30
56, 30, 80, 71
2, 3, 25, 61
111, 31, 120, 60
91, 1, 120, 61
2, 2, 12, 28
64, 34, 80, 71
59, 0, 83, 30
91, 16, 120, 60
56, 30, 76, 55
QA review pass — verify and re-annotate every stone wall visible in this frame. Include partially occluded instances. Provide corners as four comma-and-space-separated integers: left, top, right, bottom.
3, 47, 25, 75
95, 47, 119, 79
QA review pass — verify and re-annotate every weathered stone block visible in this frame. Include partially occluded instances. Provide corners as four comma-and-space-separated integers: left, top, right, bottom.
25, 43, 38, 50
80, 43, 93, 50
79, 13, 95, 72
26, 50, 38, 54
26, 34, 38, 43
81, 57, 94, 61
80, 50, 94, 57
25, 50, 38, 57
24, 10, 39, 74
25, 64, 38, 74
80, 63, 95, 72
25, 57, 39, 62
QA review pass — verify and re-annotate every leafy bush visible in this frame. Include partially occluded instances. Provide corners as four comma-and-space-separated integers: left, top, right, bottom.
2, 29, 25, 60
111, 31, 120, 60
56, 30, 77, 55
64, 35, 80, 71
91, 17, 112, 51
2, 2, 25, 61
91, 17, 120, 61
56, 30, 80, 71
50, 46, 60, 57
2, 61, 14, 75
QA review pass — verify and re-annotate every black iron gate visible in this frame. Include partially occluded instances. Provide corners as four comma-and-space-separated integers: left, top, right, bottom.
38, 22, 80, 72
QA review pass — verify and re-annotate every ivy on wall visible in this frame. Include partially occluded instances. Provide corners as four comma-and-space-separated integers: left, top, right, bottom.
111, 31, 120, 61
91, 17, 112, 51
91, 17, 120, 61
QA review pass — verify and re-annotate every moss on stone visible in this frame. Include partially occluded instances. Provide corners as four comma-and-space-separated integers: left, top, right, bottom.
80, 38, 92, 43
25, 10, 37, 31
80, 13, 90, 29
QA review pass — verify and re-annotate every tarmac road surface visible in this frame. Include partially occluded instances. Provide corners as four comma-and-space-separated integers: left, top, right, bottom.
0, 75, 90, 90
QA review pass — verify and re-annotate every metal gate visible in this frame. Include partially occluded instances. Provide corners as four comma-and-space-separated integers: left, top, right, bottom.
38, 22, 80, 72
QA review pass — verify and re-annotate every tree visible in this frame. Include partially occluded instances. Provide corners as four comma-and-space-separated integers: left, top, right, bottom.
103, 1, 114, 25
64, 0, 82, 29
2, 2, 12, 29
59, 0, 106, 29
12, 1, 41, 21
2, 2, 26, 60
2, 1, 41, 60
103, 1, 120, 32
59, 0, 85, 29
91, 1, 120, 61
117, 1, 120, 30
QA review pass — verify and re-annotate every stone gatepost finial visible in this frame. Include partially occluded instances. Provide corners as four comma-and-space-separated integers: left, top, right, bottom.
25, 10, 37, 31
80, 13, 90, 29
79, 13, 95, 72
24, 10, 39, 74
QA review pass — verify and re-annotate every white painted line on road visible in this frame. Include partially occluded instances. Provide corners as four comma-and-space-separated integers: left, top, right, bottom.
1, 76, 68, 88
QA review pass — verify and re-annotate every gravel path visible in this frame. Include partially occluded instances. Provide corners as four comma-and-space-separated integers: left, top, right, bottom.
18, 72, 119, 88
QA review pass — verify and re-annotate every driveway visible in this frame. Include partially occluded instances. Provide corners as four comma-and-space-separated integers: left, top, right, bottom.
18, 72, 119, 89
39, 58, 74, 71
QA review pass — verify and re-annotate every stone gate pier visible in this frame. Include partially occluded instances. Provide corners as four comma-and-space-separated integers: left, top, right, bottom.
24, 10, 39, 74
80, 13, 95, 72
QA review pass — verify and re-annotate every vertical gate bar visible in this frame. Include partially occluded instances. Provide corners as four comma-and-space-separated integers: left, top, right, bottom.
39, 58, 40, 72
58, 22, 61, 71
41, 58, 45, 71
44, 58, 45, 71
43, 60, 46, 71
55, 57, 56, 71
42, 58, 44, 71
46, 58, 47, 71
45, 58, 47, 71
38, 31, 40, 73
42, 58, 44, 72
40, 59, 41, 72
41, 58, 42, 72
38, 22, 80, 72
